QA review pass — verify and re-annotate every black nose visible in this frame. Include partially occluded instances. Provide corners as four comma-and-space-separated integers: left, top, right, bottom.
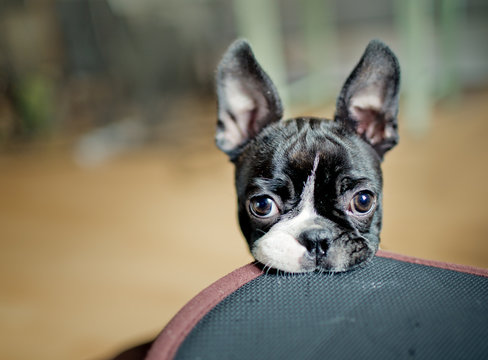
299, 229, 331, 257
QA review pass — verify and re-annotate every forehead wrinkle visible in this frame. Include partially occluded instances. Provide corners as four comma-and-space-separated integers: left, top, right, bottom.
250, 175, 292, 196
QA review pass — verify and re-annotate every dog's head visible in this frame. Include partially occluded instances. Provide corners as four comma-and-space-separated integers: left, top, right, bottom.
215, 40, 400, 273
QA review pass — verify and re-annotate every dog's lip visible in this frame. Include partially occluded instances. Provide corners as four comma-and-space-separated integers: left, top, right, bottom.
314, 244, 327, 266
302, 248, 325, 268
299, 236, 375, 272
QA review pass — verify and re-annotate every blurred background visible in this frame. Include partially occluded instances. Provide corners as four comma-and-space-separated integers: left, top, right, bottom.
0, 0, 487, 359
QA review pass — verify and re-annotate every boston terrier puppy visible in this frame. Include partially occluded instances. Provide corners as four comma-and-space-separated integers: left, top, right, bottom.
215, 39, 400, 273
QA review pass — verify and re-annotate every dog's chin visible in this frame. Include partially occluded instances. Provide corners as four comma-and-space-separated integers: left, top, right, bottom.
251, 235, 377, 273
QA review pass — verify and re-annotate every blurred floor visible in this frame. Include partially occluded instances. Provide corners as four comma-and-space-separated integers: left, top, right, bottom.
0, 90, 487, 360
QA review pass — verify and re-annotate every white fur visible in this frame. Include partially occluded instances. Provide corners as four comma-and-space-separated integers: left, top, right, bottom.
252, 204, 319, 272
251, 156, 320, 273
252, 231, 308, 273
216, 114, 242, 153
350, 92, 382, 111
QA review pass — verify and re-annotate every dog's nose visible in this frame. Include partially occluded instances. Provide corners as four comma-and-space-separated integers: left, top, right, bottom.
299, 229, 330, 257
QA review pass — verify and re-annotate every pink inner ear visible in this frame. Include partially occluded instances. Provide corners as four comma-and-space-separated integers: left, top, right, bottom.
352, 106, 386, 145
224, 79, 269, 137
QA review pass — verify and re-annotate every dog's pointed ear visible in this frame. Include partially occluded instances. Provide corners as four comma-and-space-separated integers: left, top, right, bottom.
335, 40, 401, 159
216, 39, 283, 159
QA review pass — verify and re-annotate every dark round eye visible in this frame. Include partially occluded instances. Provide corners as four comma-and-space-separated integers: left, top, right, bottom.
350, 191, 375, 215
249, 196, 279, 218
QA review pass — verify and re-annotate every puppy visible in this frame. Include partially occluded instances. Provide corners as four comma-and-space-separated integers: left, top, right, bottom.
215, 39, 400, 273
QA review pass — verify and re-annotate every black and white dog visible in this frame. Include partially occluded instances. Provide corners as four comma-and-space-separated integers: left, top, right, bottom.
215, 39, 400, 273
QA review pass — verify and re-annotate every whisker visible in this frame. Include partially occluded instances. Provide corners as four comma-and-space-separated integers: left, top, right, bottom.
265, 263, 272, 276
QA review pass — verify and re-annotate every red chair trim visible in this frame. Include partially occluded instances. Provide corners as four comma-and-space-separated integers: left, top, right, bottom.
377, 250, 488, 277
146, 263, 263, 360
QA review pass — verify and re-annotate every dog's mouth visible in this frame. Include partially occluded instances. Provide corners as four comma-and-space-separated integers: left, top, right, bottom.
300, 238, 328, 267
252, 231, 377, 273
313, 242, 327, 267
299, 236, 374, 272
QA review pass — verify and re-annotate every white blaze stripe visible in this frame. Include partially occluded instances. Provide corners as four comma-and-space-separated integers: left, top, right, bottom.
298, 154, 320, 213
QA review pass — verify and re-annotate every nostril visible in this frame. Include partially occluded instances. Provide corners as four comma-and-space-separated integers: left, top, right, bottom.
315, 242, 326, 256
302, 238, 317, 254
299, 229, 330, 256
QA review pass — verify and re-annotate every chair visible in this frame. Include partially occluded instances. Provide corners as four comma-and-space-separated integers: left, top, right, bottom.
114, 250, 488, 359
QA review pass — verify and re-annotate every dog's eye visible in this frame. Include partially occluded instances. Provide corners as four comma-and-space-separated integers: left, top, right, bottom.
350, 191, 375, 215
249, 196, 279, 218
